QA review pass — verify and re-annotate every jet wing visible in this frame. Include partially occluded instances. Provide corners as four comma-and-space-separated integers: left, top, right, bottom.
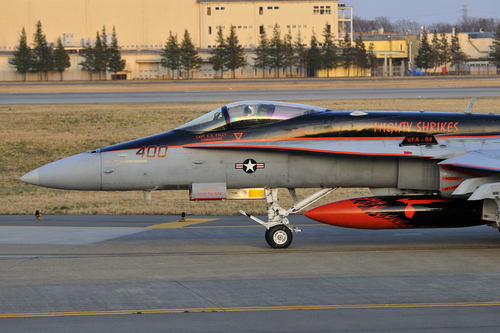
185, 139, 427, 158
439, 150, 500, 200
438, 150, 500, 172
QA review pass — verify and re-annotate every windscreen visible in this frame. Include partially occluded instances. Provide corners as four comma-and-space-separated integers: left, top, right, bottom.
176, 101, 326, 133
175, 107, 228, 133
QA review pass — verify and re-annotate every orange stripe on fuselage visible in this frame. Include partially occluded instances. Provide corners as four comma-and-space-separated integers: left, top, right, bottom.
101, 134, 500, 154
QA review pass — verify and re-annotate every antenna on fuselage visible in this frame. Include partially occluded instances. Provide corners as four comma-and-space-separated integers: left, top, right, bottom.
464, 97, 477, 114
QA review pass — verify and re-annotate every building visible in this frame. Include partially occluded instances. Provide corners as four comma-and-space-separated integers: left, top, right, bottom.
360, 33, 418, 76
438, 31, 497, 75
317, 30, 497, 78
0, 0, 352, 80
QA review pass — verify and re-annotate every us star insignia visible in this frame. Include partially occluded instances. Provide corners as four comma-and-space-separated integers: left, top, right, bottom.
235, 159, 265, 173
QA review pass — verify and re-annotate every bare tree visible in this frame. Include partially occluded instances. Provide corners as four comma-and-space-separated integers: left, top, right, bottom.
393, 19, 420, 34
353, 17, 377, 32
373, 16, 396, 32
426, 22, 453, 33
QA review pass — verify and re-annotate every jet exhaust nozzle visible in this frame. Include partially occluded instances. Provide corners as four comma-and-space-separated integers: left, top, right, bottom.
305, 195, 485, 229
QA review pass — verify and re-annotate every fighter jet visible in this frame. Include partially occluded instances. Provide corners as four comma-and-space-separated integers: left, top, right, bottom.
20, 100, 500, 248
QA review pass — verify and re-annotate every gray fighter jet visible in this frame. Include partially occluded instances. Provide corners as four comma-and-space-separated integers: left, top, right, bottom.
21, 100, 500, 248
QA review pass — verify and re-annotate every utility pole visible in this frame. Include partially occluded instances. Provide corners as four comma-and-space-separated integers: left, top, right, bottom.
461, 5, 468, 24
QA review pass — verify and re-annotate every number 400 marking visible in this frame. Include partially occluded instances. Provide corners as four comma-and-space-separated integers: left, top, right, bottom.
136, 146, 168, 158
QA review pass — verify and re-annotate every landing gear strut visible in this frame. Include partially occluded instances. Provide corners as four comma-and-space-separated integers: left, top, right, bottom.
240, 188, 336, 248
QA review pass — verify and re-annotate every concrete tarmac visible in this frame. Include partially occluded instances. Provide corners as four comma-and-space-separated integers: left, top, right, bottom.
1, 214, 500, 332
1, 85, 499, 104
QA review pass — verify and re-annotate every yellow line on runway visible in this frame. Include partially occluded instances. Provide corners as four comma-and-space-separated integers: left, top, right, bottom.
147, 218, 218, 229
0, 222, 321, 230
0, 226, 145, 229
2, 302, 500, 318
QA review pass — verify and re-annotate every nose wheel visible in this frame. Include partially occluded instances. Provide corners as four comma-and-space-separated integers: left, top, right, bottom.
265, 225, 293, 248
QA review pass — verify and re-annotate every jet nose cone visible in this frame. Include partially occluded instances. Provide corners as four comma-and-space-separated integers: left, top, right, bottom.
21, 152, 101, 190
20, 169, 40, 185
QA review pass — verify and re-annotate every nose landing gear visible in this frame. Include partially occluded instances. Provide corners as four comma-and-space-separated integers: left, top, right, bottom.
240, 188, 336, 248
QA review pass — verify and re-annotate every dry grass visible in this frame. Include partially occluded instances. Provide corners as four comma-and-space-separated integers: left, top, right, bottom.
0, 77, 499, 94
2, 97, 500, 215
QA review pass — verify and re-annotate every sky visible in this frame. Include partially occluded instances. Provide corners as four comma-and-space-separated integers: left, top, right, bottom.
346, 0, 499, 24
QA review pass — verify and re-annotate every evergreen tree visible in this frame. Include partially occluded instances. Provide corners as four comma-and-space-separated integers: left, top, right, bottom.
282, 30, 295, 77
490, 24, 500, 72
101, 26, 109, 64
306, 32, 321, 77
367, 43, 378, 76
415, 30, 434, 70
32, 21, 53, 80
224, 25, 247, 79
293, 32, 307, 77
209, 27, 227, 78
321, 24, 338, 78
161, 32, 181, 79
268, 24, 284, 77
107, 26, 126, 75
9, 27, 33, 81
79, 40, 95, 80
253, 30, 270, 78
450, 29, 467, 74
438, 32, 451, 72
93, 32, 107, 79
340, 33, 354, 76
53, 37, 70, 81
179, 29, 202, 79
99, 26, 110, 79
430, 31, 441, 72
353, 35, 369, 76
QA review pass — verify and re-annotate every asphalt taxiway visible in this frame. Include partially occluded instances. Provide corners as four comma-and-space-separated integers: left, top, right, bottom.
1, 214, 500, 332
1, 85, 500, 104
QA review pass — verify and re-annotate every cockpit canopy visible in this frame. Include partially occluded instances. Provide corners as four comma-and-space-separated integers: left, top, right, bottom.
175, 101, 328, 133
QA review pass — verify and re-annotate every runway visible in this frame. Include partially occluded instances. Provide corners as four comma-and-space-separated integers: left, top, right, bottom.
1, 214, 500, 332
1, 85, 499, 104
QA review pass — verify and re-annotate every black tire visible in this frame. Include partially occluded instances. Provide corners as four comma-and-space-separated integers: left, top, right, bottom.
265, 225, 293, 249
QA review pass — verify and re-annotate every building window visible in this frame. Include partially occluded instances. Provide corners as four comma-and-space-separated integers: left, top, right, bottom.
314, 5, 330, 15
326, 24, 331, 33
207, 7, 211, 16
274, 6, 279, 9
259, 6, 263, 15
267, 6, 272, 9
208, 26, 212, 35
259, 25, 265, 34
